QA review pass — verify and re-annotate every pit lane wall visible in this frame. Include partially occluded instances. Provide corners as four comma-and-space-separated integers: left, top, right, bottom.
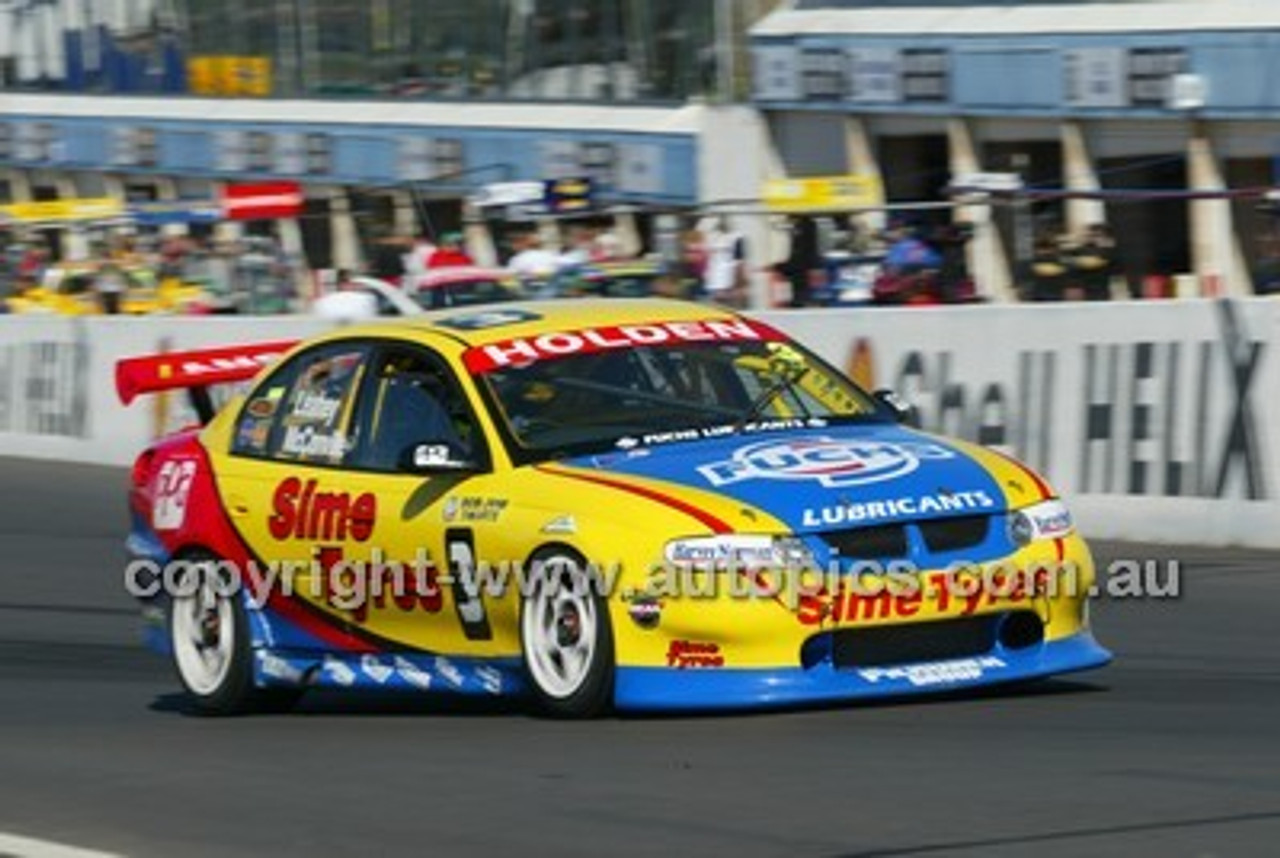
1, 300, 1276, 548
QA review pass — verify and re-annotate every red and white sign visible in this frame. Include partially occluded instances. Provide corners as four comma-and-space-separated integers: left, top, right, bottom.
463, 318, 785, 374
221, 182, 305, 221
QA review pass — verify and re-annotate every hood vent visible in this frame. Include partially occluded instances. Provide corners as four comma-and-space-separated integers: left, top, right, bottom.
918, 515, 990, 554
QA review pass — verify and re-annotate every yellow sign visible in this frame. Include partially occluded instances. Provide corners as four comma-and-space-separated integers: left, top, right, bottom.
0, 198, 126, 223
188, 56, 273, 97
762, 175, 885, 213
187, 57, 218, 95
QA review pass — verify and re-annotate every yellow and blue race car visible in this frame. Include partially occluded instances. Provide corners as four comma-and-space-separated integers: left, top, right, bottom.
117, 299, 1110, 716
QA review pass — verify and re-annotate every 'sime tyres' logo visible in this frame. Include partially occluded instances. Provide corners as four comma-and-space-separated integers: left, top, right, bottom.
698, 438, 955, 488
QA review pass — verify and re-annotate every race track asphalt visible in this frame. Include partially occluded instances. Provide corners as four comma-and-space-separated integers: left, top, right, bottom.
0, 456, 1277, 858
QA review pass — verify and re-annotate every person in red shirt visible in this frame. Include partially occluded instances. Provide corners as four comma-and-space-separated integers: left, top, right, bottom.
426, 232, 474, 268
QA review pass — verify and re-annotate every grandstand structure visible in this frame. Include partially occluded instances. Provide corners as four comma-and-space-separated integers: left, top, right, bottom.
752, 0, 1280, 298
5, 1, 1279, 300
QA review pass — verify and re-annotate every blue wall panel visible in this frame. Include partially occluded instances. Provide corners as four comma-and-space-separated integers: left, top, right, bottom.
954, 48, 1058, 109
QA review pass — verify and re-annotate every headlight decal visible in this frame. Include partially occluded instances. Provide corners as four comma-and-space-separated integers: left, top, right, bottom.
1007, 499, 1074, 548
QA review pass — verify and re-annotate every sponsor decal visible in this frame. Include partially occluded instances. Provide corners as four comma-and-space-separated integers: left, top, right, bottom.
236, 420, 271, 453
152, 458, 198, 531
360, 655, 394, 684
115, 341, 295, 405
802, 490, 996, 528
617, 418, 822, 450
280, 425, 349, 459
699, 437, 955, 488
434, 656, 465, 688
394, 656, 433, 690
666, 640, 724, 669
442, 497, 460, 522
436, 309, 542, 331
665, 535, 775, 566
464, 318, 783, 373
444, 497, 508, 523
859, 656, 1005, 687
476, 665, 504, 695
627, 595, 663, 629
1029, 506, 1072, 539
269, 477, 377, 541
797, 569, 1047, 626
541, 514, 577, 535
258, 652, 305, 683
175, 352, 280, 378
290, 390, 342, 422
246, 396, 278, 419
323, 655, 357, 687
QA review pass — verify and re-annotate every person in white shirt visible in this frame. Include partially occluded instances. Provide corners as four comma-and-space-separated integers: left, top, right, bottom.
507, 232, 562, 281
701, 216, 749, 309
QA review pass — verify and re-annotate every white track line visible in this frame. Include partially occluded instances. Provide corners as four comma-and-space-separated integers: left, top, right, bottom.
0, 833, 124, 858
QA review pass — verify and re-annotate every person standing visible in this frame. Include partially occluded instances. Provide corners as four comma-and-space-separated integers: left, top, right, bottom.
701, 217, 749, 309
779, 216, 821, 308
94, 260, 128, 315
1068, 223, 1119, 301
427, 232, 474, 268
507, 232, 561, 281
1023, 233, 1069, 302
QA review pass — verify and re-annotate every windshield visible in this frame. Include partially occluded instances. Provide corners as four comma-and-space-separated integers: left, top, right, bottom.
479, 338, 885, 463
555, 271, 659, 298
410, 277, 519, 310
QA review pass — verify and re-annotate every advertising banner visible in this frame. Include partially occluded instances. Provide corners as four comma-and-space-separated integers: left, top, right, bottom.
187, 55, 272, 97
0, 197, 125, 223
761, 300, 1280, 548
762, 175, 885, 213
221, 182, 304, 221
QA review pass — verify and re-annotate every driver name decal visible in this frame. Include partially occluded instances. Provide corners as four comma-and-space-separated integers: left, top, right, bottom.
464, 319, 784, 372
698, 438, 956, 488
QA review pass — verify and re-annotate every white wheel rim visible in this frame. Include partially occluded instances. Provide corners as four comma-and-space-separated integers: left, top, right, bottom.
171, 563, 235, 696
522, 557, 597, 699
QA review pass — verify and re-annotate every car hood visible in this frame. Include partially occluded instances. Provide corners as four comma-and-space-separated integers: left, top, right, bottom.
561, 423, 1005, 534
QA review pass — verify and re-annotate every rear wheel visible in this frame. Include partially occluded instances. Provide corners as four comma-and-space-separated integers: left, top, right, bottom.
169, 552, 299, 716
520, 549, 614, 718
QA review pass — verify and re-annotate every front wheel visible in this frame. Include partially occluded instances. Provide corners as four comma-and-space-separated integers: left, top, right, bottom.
520, 549, 614, 718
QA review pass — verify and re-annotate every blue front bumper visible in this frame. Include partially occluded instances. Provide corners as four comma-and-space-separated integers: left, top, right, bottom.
614, 631, 1112, 712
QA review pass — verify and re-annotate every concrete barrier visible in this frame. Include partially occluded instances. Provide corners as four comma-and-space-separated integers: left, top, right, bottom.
1, 299, 1275, 547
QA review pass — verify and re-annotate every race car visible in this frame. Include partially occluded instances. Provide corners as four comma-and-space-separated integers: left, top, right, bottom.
535, 259, 678, 300
313, 269, 523, 319
409, 266, 523, 310
117, 299, 1110, 716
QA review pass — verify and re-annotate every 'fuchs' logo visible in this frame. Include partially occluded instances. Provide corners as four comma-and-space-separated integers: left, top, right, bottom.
698, 438, 954, 488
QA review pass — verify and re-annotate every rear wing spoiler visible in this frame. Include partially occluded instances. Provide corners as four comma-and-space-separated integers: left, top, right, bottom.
115, 340, 298, 424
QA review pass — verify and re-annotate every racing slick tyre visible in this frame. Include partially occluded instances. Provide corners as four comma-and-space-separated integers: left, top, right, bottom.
168, 551, 300, 716
520, 548, 614, 718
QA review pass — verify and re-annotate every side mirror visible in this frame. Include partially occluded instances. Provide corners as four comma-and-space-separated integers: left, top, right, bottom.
399, 442, 480, 474
872, 389, 912, 423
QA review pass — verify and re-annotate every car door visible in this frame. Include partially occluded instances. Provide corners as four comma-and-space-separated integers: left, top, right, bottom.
334, 341, 521, 659
217, 336, 524, 658
215, 340, 381, 635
